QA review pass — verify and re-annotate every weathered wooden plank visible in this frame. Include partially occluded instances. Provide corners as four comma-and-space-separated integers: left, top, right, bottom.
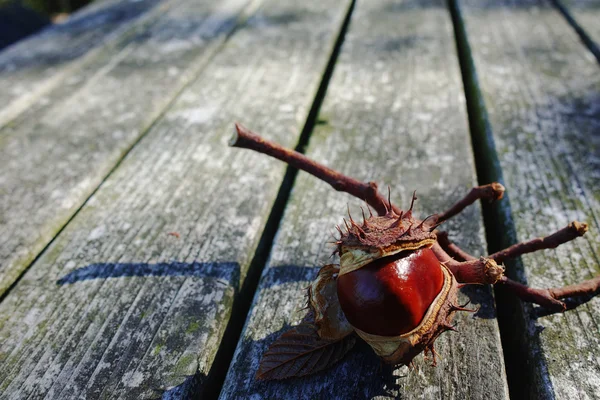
221, 0, 510, 398
557, 0, 600, 55
0, 0, 253, 296
0, 0, 351, 398
0, 0, 166, 126
459, 0, 600, 398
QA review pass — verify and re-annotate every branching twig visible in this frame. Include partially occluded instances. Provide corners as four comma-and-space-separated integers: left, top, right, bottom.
550, 275, 600, 300
498, 277, 567, 310
436, 230, 598, 311
435, 231, 477, 261
431, 243, 503, 284
231, 124, 398, 216
498, 276, 600, 311
489, 221, 588, 263
431, 183, 505, 225
231, 124, 597, 311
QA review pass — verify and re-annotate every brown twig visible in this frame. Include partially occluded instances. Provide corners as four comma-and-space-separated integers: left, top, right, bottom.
431, 243, 504, 284
435, 231, 477, 261
431, 183, 505, 225
498, 276, 600, 311
498, 276, 567, 310
231, 123, 398, 215
231, 123, 598, 311
550, 275, 600, 300
436, 232, 599, 311
489, 221, 588, 263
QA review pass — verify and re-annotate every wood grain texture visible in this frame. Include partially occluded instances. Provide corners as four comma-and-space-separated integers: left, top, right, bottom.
460, 0, 600, 398
0, 0, 166, 126
0, 0, 351, 398
0, 0, 253, 297
220, 0, 509, 398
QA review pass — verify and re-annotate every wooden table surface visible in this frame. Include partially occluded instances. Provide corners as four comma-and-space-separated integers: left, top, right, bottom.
0, 0, 598, 398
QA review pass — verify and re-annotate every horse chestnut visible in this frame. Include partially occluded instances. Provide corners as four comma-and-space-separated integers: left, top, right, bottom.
337, 248, 444, 336
314, 209, 463, 365
233, 125, 595, 379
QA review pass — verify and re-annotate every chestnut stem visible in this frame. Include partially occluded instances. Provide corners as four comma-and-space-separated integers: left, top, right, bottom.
498, 277, 565, 310
231, 123, 398, 215
436, 231, 477, 261
431, 243, 504, 284
432, 183, 505, 225
436, 233, 600, 311
489, 221, 588, 263
550, 276, 600, 300
231, 123, 598, 311
498, 276, 600, 311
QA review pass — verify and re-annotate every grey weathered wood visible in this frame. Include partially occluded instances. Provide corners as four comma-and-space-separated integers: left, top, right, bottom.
0, 0, 166, 126
0, 0, 253, 296
220, 0, 509, 398
460, 0, 600, 398
0, 0, 351, 398
559, 0, 600, 50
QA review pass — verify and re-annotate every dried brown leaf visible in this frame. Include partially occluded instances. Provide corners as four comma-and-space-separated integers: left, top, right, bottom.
256, 323, 356, 381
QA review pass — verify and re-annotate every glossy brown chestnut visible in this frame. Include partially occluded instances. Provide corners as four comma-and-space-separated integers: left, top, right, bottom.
336, 248, 444, 336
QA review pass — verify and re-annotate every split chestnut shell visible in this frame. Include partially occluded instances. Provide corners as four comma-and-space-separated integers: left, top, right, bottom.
309, 207, 464, 366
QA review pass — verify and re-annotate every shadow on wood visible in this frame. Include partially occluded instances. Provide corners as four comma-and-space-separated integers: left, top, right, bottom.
0, 1, 50, 50
220, 265, 499, 399
0, 0, 161, 67
56, 261, 241, 286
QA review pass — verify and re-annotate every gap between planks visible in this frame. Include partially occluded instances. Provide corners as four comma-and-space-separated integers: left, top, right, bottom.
206, 2, 357, 398
449, 0, 600, 398
0, 2, 358, 396
549, 0, 600, 64
448, 1, 542, 397
220, 0, 509, 398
